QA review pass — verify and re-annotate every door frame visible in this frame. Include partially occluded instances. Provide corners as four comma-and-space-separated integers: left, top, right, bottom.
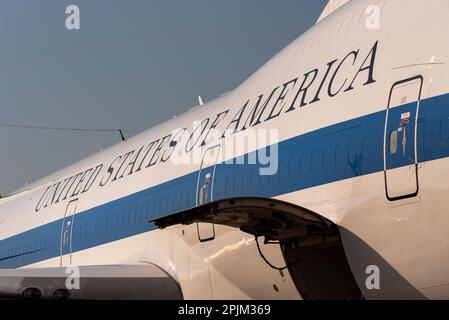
195, 144, 221, 242
196, 144, 221, 206
60, 198, 78, 266
383, 75, 423, 201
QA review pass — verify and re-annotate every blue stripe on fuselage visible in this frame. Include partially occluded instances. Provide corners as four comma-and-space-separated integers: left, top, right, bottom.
1, 92, 449, 268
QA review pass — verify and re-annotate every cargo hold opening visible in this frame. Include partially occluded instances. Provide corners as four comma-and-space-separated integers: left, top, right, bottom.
152, 197, 363, 300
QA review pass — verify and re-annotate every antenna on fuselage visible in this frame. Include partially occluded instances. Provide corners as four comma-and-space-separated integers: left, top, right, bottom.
118, 129, 126, 142
198, 96, 205, 106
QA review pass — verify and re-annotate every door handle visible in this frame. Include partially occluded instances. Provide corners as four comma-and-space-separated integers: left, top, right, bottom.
402, 126, 407, 156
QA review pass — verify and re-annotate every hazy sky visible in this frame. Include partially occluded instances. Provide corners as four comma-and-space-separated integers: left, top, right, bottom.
0, 0, 327, 195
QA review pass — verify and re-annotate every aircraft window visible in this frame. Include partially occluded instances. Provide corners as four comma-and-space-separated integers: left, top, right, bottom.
288, 157, 294, 176
94, 221, 99, 236
311, 151, 320, 172
140, 205, 146, 223
298, 154, 304, 174
389, 130, 398, 154
225, 178, 231, 196
172, 195, 177, 212
440, 117, 449, 141
323, 147, 333, 169
362, 137, 372, 161
335, 144, 346, 166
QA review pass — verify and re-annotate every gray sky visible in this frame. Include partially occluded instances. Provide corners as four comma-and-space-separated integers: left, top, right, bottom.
0, 0, 327, 195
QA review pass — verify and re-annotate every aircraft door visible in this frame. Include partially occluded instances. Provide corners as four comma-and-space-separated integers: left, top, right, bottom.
384, 76, 423, 201
60, 199, 78, 266
196, 144, 221, 242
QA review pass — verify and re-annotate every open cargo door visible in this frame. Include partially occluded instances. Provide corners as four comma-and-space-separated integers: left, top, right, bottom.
152, 197, 362, 300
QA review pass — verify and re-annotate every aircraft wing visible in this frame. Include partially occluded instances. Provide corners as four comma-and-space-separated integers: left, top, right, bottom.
0, 264, 182, 300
